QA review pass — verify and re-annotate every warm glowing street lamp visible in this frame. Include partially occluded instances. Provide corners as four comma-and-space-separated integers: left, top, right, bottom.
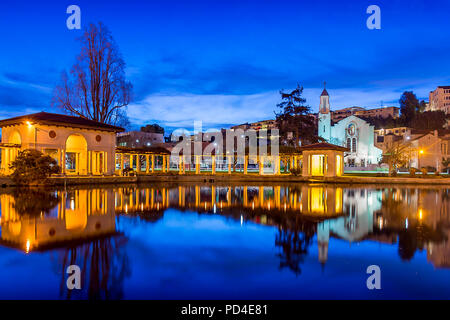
25, 121, 43, 149
418, 148, 424, 169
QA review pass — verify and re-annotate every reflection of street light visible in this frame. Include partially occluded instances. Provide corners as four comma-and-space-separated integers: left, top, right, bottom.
25, 239, 31, 254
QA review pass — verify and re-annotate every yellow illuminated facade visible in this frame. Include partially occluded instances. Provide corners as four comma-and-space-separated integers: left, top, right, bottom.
0, 112, 123, 176
0, 189, 115, 251
0, 184, 345, 252
300, 143, 347, 178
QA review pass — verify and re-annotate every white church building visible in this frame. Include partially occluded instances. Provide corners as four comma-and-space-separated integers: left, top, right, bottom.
318, 87, 382, 167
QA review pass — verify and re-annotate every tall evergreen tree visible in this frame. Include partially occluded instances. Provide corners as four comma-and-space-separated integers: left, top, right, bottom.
275, 85, 318, 147
399, 91, 420, 126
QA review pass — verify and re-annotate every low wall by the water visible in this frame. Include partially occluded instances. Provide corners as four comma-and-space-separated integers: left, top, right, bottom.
1, 173, 450, 187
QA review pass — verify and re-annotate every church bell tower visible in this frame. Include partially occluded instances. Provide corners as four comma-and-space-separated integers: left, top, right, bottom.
318, 82, 331, 141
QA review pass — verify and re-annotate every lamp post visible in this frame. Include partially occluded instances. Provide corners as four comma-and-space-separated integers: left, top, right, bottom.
418, 148, 424, 170
26, 121, 38, 150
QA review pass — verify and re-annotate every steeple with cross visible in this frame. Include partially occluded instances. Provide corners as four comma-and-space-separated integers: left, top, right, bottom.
319, 81, 330, 113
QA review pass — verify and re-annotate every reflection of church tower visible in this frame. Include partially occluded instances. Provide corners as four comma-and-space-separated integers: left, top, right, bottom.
318, 82, 331, 142
317, 220, 330, 264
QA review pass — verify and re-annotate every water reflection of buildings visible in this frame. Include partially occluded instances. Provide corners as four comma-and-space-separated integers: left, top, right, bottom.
0, 184, 449, 281
0, 189, 116, 252
317, 189, 382, 263
318, 187, 450, 267
0, 188, 128, 299
114, 184, 344, 219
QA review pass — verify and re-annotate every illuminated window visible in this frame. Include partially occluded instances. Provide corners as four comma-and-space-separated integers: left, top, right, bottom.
352, 138, 357, 153
336, 155, 342, 176
65, 152, 76, 170
310, 154, 325, 176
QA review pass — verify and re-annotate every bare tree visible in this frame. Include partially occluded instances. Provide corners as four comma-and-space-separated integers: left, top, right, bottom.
53, 22, 132, 127
381, 140, 413, 176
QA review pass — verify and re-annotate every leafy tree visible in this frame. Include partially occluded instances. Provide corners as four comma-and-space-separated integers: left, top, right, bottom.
411, 110, 447, 130
359, 115, 402, 129
141, 124, 164, 134
58, 236, 130, 299
275, 84, 318, 147
9, 149, 60, 184
275, 224, 315, 276
53, 22, 133, 126
12, 189, 60, 216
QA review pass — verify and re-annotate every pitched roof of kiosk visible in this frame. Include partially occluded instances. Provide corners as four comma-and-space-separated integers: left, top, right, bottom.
298, 142, 349, 152
0, 111, 124, 132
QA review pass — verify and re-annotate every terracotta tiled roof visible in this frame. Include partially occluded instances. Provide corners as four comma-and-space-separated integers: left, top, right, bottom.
115, 146, 171, 154
298, 142, 349, 152
0, 112, 124, 132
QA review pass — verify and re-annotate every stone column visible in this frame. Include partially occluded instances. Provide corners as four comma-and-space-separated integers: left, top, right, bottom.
276, 156, 281, 174
62, 150, 66, 175
195, 155, 200, 174
146, 155, 150, 173
136, 154, 141, 173
120, 153, 124, 175
259, 156, 264, 175
151, 155, 155, 173
87, 151, 91, 175
211, 155, 216, 174
243, 155, 248, 174
227, 155, 232, 174
103, 152, 107, 174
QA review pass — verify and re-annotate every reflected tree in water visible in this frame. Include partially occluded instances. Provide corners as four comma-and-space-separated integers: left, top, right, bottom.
58, 235, 130, 300
12, 188, 60, 216
398, 224, 446, 261
275, 223, 315, 275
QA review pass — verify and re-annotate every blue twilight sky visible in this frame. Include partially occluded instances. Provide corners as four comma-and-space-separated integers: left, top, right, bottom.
0, 0, 449, 132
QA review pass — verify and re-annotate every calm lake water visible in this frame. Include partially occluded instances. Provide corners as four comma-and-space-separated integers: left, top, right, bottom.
0, 183, 449, 299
